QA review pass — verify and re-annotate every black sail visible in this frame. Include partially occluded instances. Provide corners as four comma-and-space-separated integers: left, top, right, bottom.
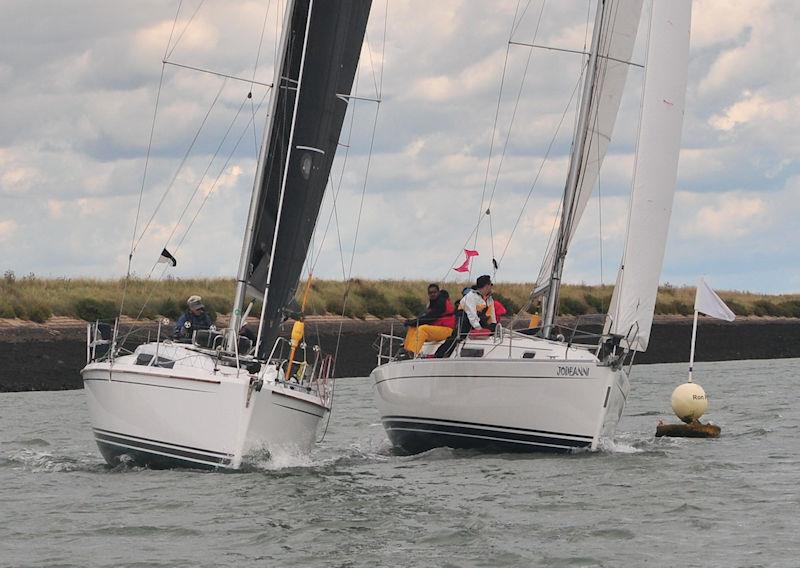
246, 0, 372, 355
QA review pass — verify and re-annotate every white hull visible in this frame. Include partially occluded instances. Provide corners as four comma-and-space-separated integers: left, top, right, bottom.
82, 342, 328, 469
372, 333, 630, 453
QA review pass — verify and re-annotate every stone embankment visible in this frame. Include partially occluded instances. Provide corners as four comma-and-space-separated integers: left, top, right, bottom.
1, 316, 798, 392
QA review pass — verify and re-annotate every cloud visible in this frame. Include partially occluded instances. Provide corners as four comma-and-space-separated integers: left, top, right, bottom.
0, 220, 18, 242
0, 1, 797, 295
685, 194, 767, 239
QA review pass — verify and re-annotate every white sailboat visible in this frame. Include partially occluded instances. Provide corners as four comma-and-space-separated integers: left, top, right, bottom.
81, 0, 372, 469
372, 0, 692, 454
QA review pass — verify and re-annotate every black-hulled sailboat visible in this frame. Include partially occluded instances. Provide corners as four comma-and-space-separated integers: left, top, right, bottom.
81, 0, 372, 469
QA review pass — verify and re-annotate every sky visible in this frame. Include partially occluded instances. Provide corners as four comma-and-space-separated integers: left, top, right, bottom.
0, 0, 798, 294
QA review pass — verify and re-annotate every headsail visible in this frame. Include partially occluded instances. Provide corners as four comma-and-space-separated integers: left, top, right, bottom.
537, 0, 643, 330
232, 0, 372, 354
606, 0, 692, 351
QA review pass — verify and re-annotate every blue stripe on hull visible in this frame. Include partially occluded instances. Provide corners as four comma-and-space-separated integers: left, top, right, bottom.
382, 418, 593, 455
93, 429, 233, 470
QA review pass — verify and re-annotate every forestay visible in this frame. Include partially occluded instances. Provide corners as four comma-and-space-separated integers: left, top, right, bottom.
239, 0, 371, 354
606, 0, 692, 351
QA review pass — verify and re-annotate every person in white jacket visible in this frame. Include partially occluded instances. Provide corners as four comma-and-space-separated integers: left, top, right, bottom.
432, 275, 497, 359
460, 275, 496, 332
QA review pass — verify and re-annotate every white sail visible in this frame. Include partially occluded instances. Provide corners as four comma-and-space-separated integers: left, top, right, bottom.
535, 0, 643, 292
607, 0, 693, 351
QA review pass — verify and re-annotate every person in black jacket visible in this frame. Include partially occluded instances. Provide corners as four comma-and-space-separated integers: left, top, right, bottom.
399, 284, 456, 357
174, 295, 214, 340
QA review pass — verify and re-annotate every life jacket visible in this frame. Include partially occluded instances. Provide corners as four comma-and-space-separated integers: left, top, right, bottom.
431, 297, 456, 329
493, 299, 507, 318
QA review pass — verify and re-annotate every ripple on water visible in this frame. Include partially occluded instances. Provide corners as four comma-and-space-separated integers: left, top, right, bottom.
5, 448, 104, 473
589, 528, 636, 540
10, 437, 51, 447
91, 525, 201, 537
664, 502, 704, 514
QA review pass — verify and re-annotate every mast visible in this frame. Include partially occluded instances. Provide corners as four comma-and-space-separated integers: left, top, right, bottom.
541, 0, 606, 338
254, 0, 316, 355
231, 0, 372, 357
230, 0, 297, 345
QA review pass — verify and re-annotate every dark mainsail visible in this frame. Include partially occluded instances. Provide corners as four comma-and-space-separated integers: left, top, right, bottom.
244, 0, 371, 355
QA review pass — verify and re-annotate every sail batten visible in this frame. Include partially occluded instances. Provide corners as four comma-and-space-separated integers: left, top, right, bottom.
607, 0, 693, 351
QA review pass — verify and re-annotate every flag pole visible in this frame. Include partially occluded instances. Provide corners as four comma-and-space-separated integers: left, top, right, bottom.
688, 309, 699, 383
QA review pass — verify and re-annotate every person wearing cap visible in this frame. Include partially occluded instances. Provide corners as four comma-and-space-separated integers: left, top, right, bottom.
174, 295, 214, 340
460, 275, 497, 332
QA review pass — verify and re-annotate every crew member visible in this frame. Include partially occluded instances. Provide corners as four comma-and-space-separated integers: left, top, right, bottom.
401, 284, 455, 355
174, 295, 214, 340
434, 275, 496, 358
459, 275, 496, 333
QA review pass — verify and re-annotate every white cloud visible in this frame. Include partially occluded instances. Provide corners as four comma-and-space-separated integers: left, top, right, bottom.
685, 194, 767, 239
691, 0, 761, 49
709, 91, 795, 132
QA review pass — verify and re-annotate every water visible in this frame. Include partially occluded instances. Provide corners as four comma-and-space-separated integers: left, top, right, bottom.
1, 359, 799, 567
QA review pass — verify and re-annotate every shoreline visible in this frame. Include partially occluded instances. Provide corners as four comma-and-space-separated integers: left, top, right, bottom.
1, 316, 799, 392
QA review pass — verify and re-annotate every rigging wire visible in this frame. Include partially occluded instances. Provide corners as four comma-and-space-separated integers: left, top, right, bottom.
165, 0, 207, 62
120, 89, 269, 340
132, 77, 229, 253
335, 76, 382, 361
470, 0, 523, 263
483, 0, 547, 270
319, 0, 388, 444
161, 61, 273, 87
306, 70, 361, 280
533, 1, 604, 294
144, 86, 255, 280
510, 0, 535, 40
249, 0, 273, 155
120, 1, 184, 320
497, 71, 584, 267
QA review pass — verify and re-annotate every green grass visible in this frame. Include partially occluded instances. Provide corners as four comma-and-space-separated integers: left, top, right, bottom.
1, 271, 798, 322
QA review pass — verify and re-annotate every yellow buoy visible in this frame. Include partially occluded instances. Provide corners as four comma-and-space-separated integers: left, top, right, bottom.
670, 382, 708, 424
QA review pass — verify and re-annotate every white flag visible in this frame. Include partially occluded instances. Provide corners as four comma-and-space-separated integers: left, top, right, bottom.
694, 277, 735, 321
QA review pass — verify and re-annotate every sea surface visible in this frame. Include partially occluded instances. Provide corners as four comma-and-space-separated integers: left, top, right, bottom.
1, 359, 798, 567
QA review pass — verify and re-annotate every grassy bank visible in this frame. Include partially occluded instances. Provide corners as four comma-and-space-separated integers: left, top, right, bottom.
2, 272, 799, 323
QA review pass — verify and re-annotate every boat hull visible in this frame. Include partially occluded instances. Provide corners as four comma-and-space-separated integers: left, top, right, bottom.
82, 348, 328, 469
372, 358, 629, 454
